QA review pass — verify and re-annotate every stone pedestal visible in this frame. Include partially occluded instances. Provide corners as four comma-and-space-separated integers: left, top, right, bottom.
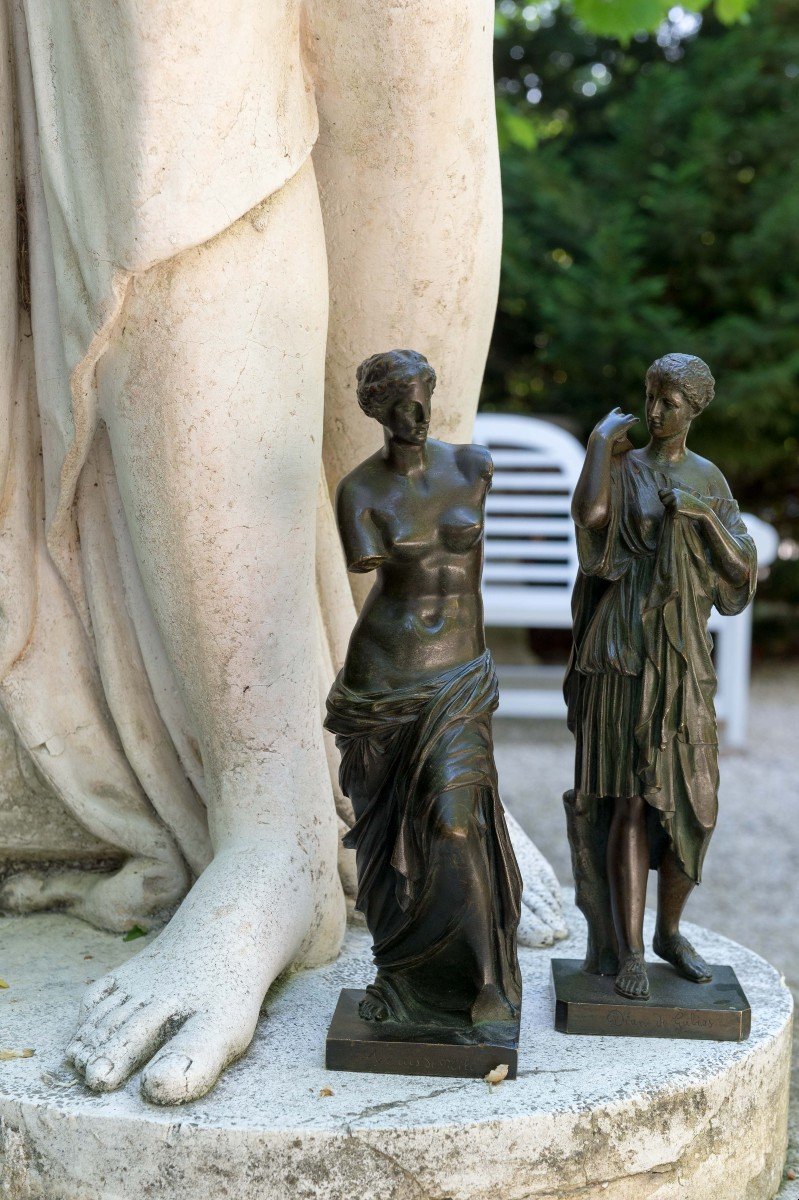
0, 899, 792, 1200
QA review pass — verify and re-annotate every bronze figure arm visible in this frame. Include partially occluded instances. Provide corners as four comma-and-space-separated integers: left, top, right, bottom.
571, 408, 638, 530
335, 478, 386, 573
658, 487, 752, 588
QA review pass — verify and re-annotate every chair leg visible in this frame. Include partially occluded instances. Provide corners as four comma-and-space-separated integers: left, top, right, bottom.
715, 611, 752, 750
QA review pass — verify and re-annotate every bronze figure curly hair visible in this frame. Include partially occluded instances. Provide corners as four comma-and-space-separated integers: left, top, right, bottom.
355, 349, 437, 423
645, 353, 715, 414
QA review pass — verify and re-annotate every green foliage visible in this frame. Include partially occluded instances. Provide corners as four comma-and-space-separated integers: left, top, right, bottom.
122, 925, 147, 942
571, 0, 683, 40
713, 0, 757, 22
487, 0, 799, 526
568, 0, 757, 40
495, 0, 759, 43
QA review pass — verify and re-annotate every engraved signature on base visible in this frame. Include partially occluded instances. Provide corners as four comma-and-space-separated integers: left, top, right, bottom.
605, 1008, 717, 1032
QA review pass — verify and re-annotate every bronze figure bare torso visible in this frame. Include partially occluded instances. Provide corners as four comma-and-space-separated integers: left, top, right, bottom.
326, 351, 522, 1032
339, 435, 489, 692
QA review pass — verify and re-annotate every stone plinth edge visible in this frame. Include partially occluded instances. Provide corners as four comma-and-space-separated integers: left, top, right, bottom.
0, 897, 792, 1200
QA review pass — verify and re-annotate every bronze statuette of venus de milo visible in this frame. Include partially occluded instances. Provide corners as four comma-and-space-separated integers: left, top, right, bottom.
324, 350, 523, 1079
555, 353, 757, 1039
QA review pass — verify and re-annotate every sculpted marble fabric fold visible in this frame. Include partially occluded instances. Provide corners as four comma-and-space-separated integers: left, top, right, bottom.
2, 0, 320, 923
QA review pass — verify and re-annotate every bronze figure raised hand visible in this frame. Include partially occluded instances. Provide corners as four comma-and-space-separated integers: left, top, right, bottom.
564, 354, 756, 1002
325, 350, 522, 1037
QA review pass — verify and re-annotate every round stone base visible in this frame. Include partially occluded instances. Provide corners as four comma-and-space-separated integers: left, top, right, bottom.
0, 901, 792, 1200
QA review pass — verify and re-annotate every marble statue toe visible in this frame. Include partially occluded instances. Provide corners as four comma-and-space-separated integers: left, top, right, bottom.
64, 845, 343, 1105
504, 811, 569, 947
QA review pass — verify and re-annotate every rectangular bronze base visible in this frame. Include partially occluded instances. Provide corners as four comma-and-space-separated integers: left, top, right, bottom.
325, 988, 520, 1078
552, 959, 751, 1041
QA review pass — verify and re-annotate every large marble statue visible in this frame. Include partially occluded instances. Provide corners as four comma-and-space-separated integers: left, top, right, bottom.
0, 0, 564, 1104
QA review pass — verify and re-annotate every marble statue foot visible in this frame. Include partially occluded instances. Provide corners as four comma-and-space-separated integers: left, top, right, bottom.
653, 931, 713, 983
614, 952, 651, 1000
64, 845, 342, 1106
504, 811, 569, 948
0, 855, 188, 932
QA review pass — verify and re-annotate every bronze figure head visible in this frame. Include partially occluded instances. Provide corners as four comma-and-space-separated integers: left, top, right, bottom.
644, 352, 715, 441
356, 349, 436, 445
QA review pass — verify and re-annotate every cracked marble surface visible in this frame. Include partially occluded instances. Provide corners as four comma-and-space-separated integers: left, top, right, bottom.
0, 899, 791, 1199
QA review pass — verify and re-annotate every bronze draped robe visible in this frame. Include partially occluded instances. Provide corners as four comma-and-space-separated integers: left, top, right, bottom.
325, 651, 522, 1025
565, 452, 756, 883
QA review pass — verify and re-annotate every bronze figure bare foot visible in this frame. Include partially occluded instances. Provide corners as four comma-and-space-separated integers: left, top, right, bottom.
359, 987, 390, 1022
615, 952, 650, 1000
653, 932, 712, 983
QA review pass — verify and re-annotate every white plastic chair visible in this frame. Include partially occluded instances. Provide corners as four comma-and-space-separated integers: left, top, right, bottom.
474, 413, 778, 748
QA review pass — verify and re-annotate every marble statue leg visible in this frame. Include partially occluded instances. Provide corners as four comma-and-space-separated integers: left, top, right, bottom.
310, 0, 566, 946
65, 162, 345, 1105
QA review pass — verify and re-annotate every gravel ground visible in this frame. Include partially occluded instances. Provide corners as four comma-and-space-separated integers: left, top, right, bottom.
493, 661, 799, 1198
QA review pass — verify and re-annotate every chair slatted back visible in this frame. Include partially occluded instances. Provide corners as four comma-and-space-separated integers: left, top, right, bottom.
473, 413, 584, 599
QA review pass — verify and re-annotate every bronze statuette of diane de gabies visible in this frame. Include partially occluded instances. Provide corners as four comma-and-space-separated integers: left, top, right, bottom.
324, 350, 523, 1078
560, 353, 756, 1028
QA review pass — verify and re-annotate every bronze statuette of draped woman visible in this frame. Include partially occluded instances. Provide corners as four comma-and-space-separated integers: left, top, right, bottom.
324, 350, 523, 1078
554, 353, 757, 1039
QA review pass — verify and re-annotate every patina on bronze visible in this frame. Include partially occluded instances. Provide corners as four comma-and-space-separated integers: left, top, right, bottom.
324, 350, 522, 1078
555, 353, 757, 1031
326, 989, 519, 1078
552, 961, 751, 1042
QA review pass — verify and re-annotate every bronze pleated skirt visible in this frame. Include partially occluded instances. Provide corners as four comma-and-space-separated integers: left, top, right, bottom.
574, 670, 643, 800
